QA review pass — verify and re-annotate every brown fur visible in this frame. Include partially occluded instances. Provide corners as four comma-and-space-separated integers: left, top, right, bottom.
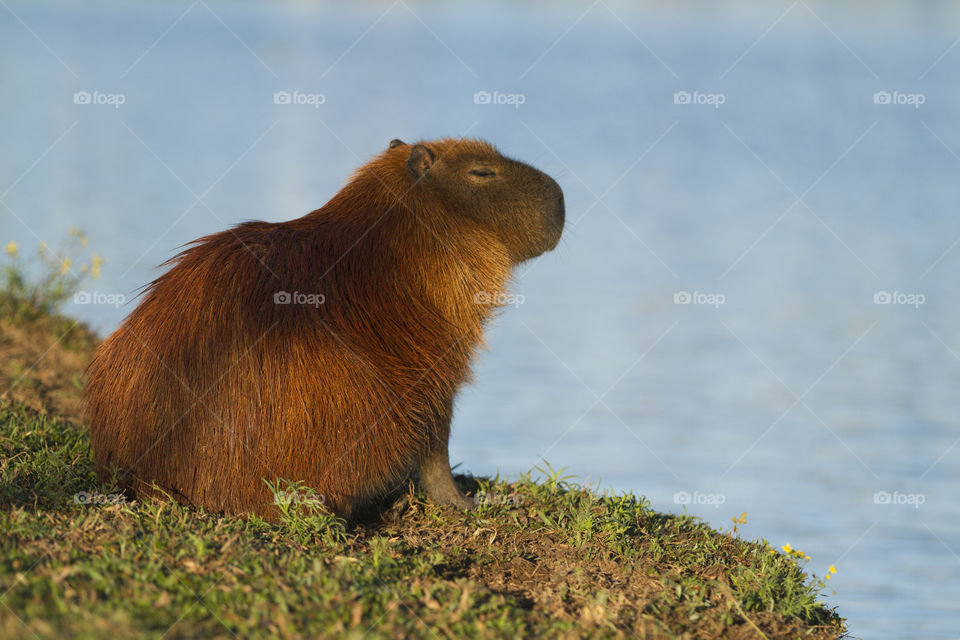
84, 138, 564, 520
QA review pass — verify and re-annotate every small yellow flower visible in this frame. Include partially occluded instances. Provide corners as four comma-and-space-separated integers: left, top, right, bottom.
825, 574, 832, 580
60, 258, 72, 275
805, 555, 811, 561
69, 228, 88, 245
4, 241, 17, 255
91, 254, 103, 278
828, 565, 836, 574
782, 543, 792, 554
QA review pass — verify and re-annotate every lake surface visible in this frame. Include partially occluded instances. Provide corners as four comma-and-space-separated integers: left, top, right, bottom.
2, 1, 959, 636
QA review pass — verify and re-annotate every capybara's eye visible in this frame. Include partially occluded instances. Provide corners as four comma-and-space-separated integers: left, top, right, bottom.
468, 167, 496, 178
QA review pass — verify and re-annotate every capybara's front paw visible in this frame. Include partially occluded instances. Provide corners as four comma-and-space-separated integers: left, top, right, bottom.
430, 484, 475, 511
418, 449, 475, 511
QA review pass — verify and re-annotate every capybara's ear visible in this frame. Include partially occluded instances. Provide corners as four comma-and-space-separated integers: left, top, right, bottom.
407, 144, 435, 179
389, 138, 406, 148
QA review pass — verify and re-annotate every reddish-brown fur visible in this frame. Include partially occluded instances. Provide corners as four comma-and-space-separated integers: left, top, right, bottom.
85, 138, 564, 520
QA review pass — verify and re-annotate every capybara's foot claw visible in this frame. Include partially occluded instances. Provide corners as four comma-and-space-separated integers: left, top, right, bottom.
434, 489, 475, 511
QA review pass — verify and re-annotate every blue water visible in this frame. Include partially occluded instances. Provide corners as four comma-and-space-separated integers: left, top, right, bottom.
2, 1, 958, 636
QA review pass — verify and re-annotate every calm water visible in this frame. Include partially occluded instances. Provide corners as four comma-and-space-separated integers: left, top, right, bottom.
2, 1, 959, 636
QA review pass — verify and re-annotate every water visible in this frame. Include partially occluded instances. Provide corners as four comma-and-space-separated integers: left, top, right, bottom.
2, 1, 958, 636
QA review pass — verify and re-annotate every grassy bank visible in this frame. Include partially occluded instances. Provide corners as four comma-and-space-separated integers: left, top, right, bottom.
0, 242, 845, 639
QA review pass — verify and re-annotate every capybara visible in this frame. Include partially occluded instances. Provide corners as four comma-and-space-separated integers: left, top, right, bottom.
85, 137, 564, 521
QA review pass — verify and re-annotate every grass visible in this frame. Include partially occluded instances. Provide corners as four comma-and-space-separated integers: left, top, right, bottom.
0, 403, 845, 639
0, 233, 846, 639
1, 233, 101, 353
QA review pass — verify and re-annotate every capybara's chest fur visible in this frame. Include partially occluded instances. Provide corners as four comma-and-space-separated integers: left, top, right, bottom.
84, 138, 565, 520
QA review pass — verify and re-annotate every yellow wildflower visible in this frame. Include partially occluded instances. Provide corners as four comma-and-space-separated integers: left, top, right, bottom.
782, 543, 792, 554
4, 241, 17, 255
60, 258, 72, 275
828, 565, 836, 574
91, 254, 103, 278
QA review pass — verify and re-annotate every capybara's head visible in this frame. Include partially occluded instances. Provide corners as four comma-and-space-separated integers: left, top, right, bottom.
391, 138, 565, 264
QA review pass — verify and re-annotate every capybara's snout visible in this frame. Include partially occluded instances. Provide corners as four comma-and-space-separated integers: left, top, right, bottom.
533, 173, 565, 256
545, 176, 565, 251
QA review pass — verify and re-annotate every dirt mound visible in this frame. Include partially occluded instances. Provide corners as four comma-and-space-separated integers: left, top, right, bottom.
0, 315, 96, 422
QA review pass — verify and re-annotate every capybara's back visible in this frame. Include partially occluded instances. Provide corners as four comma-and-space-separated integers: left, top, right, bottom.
85, 138, 564, 520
